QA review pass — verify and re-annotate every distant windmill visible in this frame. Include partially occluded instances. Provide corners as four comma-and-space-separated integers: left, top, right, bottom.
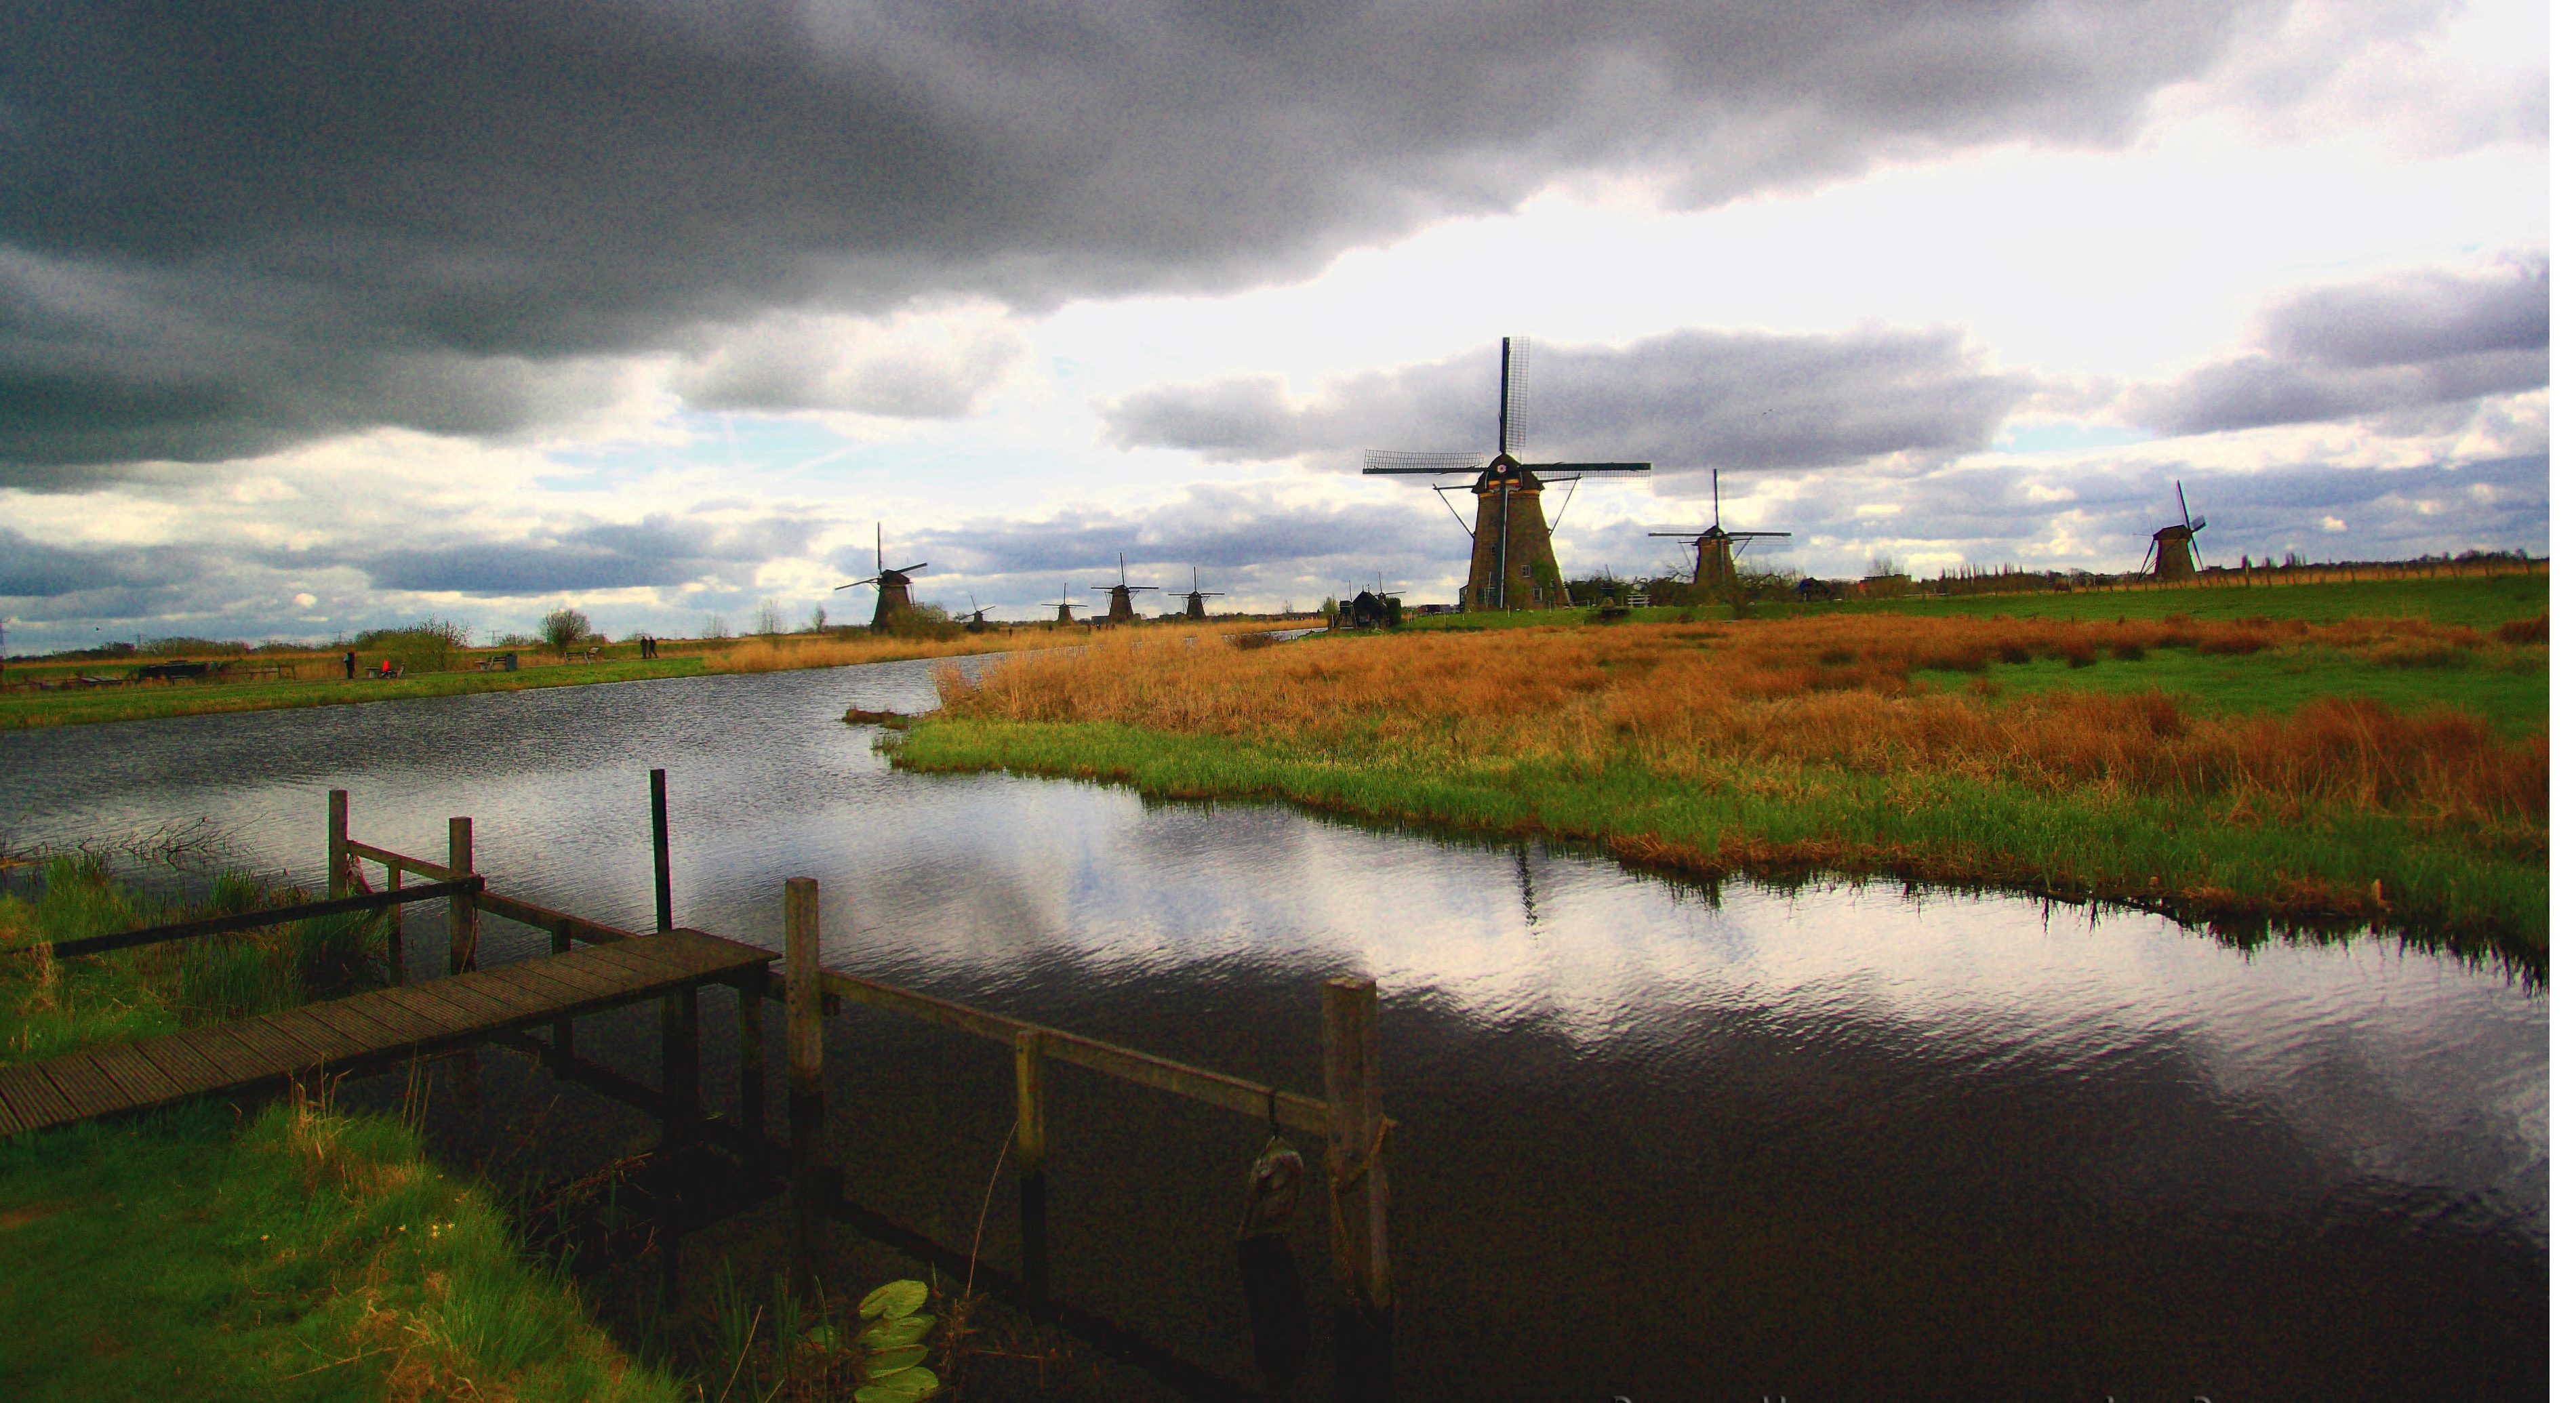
1649, 470, 1791, 593
1181, 566, 1226, 620
1364, 337, 1650, 611
2144, 481, 2208, 581
962, 594, 992, 632
832, 523, 929, 630
1091, 552, 1161, 624
1053, 584, 1090, 627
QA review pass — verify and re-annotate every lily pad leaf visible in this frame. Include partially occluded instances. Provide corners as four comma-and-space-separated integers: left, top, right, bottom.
860, 1279, 929, 1320
860, 1315, 933, 1349
856, 1366, 940, 1399
866, 1345, 929, 1376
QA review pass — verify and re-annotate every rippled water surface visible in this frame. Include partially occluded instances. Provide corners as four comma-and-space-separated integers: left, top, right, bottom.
3, 662, 2548, 1398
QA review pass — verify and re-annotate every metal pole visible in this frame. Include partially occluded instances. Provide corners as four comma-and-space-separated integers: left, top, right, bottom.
650, 769, 673, 933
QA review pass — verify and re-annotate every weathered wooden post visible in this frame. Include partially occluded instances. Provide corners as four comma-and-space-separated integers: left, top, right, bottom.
785, 876, 824, 1300
326, 790, 349, 898
1323, 975, 1392, 1400
661, 983, 700, 1147
551, 915, 575, 1054
736, 967, 766, 1144
384, 863, 404, 985
651, 769, 674, 933
446, 817, 478, 974
1014, 1028, 1050, 1305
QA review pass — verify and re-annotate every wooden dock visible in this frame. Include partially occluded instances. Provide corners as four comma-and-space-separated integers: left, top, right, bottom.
0, 928, 772, 1138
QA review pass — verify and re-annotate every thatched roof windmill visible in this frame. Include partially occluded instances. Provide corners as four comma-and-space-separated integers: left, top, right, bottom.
1053, 584, 1089, 627
2144, 481, 2208, 581
1181, 566, 1226, 620
1091, 552, 1160, 624
1364, 338, 1650, 611
1649, 470, 1790, 592
832, 523, 929, 630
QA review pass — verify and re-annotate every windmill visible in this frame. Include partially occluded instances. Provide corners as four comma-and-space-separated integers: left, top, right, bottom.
1091, 552, 1161, 624
1649, 470, 1791, 594
832, 523, 929, 631
1181, 566, 1226, 620
1053, 584, 1089, 627
1364, 337, 1651, 611
962, 594, 992, 633
2143, 481, 2207, 581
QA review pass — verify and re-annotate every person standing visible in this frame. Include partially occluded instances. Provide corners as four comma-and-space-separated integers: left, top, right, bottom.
342, 649, 356, 679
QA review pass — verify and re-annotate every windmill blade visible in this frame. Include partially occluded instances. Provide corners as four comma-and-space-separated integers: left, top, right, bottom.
1723, 530, 1793, 540
832, 580, 866, 592
1646, 529, 1710, 537
2142, 540, 2158, 572
1500, 336, 1529, 455
1524, 462, 1651, 474
888, 561, 928, 575
2175, 481, 2192, 526
1365, 449, 1487, 474
2188, 516, 2207, 533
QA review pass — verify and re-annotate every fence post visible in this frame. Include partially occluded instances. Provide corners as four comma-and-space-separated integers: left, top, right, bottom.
736, 967, 766, 1145
785, 877, 824, 1300
552, 916, 574, 1053
327, 790, 349, 898
1015, 1029, 1050, 1305
1323, 975, 1392, 1399
651, 769, 674, 933
446, 817, 478, 974
661, 983, 700, 1148
384, 861, 404, 985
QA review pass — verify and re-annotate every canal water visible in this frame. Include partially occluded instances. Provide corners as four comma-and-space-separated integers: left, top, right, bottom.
1, 661, 2547, 1398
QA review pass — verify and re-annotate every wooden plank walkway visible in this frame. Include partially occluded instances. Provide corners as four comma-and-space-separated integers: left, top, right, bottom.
0, 929, 773, 1138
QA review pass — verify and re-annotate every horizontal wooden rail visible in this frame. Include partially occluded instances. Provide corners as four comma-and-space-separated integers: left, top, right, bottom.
819, 969, 1335, 1135
346, 837, 1330, 1134
29, 879, 485, 960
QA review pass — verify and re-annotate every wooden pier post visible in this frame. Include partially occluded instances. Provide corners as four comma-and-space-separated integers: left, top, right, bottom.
384, 863, 404, 985
327, 790, 349, 898
1323, 975, 1392, 1400
736, 969, 766, 1144
784, 877, 824, 1300
1015, 1028, 1050, 1305
446, 817, 478, 974
650, 769, 673, 933
660, 983, 700, 1147
550, 916, 574, 1054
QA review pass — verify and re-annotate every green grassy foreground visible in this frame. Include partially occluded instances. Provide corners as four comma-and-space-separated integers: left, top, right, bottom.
0, 861, 679, 1400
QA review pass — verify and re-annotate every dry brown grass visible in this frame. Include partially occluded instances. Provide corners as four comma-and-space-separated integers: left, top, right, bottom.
936, 613, 2545, 829
707, 619, 1278, 674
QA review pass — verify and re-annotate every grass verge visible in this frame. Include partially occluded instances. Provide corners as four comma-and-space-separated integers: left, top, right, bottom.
0, 859, 679, 1401
889, 594, 2548, 962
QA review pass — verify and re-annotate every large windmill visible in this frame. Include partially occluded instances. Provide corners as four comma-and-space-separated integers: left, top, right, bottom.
1092, 552, 1160, 624
1364, 337, 1650, 611
2144, 481, 2208, 581
1649, 470, 1791, 594
1181, 566, 1226, 620
832, 523, 929, 630
1053, 584, 1089, 627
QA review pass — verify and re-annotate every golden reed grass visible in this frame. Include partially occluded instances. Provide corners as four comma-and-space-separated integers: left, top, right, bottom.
708, 619, 1281, 674
936, 613, 2546, 830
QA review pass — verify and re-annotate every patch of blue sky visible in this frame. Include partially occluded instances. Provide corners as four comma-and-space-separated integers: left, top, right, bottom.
1990, 422, 2156, 454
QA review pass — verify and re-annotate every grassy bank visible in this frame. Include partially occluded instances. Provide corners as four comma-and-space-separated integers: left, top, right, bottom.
890, 597, 2548, 958
0, 859, 679, 1400
0, 619, 1285, 732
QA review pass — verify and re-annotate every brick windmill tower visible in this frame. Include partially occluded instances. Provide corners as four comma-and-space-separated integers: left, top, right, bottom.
1365, 338, 1650, 611
2143, 481, 2208, 581
1181, 566, 1226, 619
832, 523, 929, 630
1649, 469, 1790, 592
1091, 552, 1160, 624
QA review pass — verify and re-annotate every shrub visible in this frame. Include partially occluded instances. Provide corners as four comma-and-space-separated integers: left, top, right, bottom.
2494, 615, 2547, 645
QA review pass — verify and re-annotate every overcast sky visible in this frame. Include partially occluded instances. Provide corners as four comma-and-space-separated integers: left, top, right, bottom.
0, 0, 2549, 645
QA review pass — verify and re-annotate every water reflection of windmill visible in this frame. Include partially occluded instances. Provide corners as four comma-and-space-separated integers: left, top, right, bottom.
1092, 552, 1160, 624
2144, 481, 2208, 581
1363, 337, 1650, 611
832, 523, 929, 630
1649, 470, 1790, 593
1053, 584, 1089, 627
1181, 566, 1226, 620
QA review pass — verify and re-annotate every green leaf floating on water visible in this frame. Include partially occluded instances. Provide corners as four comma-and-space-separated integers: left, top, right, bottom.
860, 1279, 929, 1320
860, 1314, 934, 1349
851, 1365, 940, 1400
866, 1345, 929, 1375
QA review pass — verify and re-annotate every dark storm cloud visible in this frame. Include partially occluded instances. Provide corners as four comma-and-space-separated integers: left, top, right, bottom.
1104, 328, 2038, 471
2126, 256, 2548, 435
2, 0, 2274, 480
0, 529, 174, 598
344, 512, 813, 596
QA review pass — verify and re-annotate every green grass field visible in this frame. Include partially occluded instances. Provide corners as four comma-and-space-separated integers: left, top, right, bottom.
0, 657, 712, 731
1923, 643, 2548, 737
0, 862, 679, 1401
